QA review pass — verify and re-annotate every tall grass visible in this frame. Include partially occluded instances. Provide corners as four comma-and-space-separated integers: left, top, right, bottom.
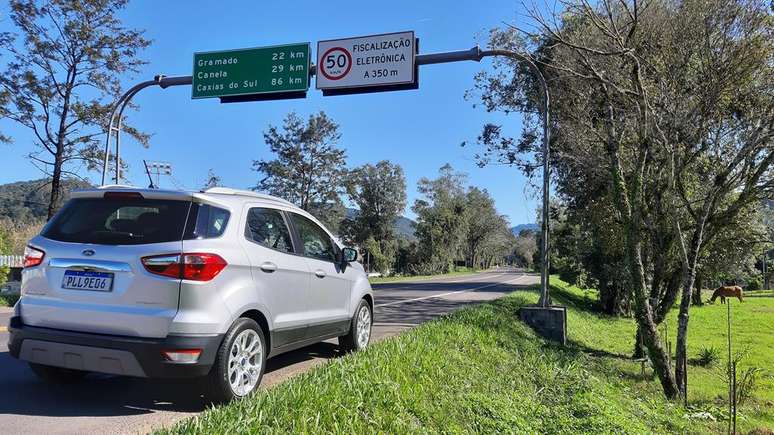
162, 293, 731, 433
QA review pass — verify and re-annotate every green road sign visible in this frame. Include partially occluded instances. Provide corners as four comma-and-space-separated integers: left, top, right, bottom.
192, 43, 310, 99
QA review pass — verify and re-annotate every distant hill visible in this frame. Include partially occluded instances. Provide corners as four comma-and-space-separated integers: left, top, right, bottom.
0, 178, 92, 222
511, 223, 539, 236
345, 208, 417, 241
393, 215, 417, 240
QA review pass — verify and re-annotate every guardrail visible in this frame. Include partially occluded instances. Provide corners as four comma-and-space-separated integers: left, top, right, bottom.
0, 255, 24, 268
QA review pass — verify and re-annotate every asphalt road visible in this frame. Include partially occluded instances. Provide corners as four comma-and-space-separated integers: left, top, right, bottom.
0, 268, 537, 435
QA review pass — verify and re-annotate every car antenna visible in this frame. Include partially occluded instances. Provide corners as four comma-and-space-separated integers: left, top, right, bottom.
143, 159, 156, 189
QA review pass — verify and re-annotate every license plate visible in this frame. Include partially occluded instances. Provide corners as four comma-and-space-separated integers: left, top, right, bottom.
62, 270, 114, 292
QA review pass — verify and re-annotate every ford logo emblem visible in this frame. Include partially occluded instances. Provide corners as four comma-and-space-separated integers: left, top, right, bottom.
82, 249, 95, 257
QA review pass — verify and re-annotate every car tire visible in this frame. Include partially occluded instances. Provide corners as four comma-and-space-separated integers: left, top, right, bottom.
204, 317, 266, 403
28, 363, 88, 383
339, 299, 373, 353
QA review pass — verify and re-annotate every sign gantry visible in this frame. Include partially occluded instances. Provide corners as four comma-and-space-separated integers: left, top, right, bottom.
101, 35, 555, 317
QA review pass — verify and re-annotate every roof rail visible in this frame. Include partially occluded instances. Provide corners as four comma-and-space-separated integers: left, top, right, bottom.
202, 187, 295, 206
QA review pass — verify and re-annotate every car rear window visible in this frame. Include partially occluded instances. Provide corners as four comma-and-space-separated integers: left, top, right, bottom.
183, 203, 230, 239
43, 198, 192, 245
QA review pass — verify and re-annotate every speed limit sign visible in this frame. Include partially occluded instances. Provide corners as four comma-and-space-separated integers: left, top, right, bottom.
316, 31, 415, 91
319, 47, 352, 81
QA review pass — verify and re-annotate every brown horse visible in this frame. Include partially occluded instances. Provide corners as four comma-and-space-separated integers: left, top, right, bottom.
709, 286, 744, 304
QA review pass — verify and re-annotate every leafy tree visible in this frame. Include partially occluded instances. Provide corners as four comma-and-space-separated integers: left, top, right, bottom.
0, 0, 151, 218
0, 236, 8, 286
464, 187, 512, 268
393, 238, 420, 275
360, 237, 395, 274
695, 202, 770, 302
345, 161, 407, 242
412, 164, 469, 274
343, 160, 407, 273
202, 168, 221, 190
0, 216, 46, 255
254, 112, 349, 230
0, 224, 13, 286
512, 229, 538, 269
476, 224, 516, 269
470, 0, 772, 399
0, 29, 11, 144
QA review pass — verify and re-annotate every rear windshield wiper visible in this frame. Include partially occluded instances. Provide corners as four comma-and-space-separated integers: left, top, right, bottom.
93, 231, 145, 241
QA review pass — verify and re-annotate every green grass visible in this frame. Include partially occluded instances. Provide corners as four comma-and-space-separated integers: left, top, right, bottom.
161, 276, 774, 434
551, 278, 774, 432
0, 294, 19, 307
368, 267, 481, 284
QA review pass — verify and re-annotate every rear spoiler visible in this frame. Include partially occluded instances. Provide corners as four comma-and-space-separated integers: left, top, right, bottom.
71, 186, 194, 201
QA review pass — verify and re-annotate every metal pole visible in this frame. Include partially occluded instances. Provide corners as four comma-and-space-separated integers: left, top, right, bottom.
478, 49, 551, 307
101, 75, 192, 186
101, 79, 158, 185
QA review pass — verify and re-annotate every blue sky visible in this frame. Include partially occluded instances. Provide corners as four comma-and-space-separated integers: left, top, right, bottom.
0, 0, 539, 225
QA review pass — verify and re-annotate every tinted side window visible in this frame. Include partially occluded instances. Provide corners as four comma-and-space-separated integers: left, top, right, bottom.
245, 208, 293, 253
290, 214, 336, 262
42, 198, 190, 245
184, 204, 230, 240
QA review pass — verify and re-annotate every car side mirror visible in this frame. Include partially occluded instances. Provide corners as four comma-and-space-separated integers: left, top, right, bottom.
342, 247, 358, 263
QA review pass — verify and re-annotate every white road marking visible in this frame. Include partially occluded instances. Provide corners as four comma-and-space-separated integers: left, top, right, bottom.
375, 273, 527, 308
374, 272, 511, 291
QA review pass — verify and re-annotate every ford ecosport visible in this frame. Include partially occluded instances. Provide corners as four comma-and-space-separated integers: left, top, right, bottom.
8, 186, 374, 401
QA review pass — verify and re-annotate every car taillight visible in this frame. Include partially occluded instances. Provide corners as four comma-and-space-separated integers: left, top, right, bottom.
23, 246, 45, 268
141, 253, 226, 281
103, 191, 144, 200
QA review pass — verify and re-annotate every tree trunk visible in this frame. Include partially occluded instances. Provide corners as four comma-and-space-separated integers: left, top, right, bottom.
692, 274, 703, 306
47, 155, 63, 220
633, 325, 646, 359
48, 68, 76, 220
628, 230, 680, 399
674, 264, 695, 394
654, 270, 681, 324
603, 101, 678, 398
675, 227, 705, 394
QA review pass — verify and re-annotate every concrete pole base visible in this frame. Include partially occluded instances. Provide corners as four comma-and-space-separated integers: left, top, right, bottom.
519, 305, 567, 345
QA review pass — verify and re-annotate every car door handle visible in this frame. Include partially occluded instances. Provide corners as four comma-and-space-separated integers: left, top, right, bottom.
260, 262, 277, 273
314, 269, 326, 278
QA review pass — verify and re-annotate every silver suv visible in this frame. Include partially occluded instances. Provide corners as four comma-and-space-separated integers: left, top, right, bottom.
8, 186, 374, 401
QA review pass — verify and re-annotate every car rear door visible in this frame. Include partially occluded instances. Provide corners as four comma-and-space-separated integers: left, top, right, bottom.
240, 205, 310, 345
20, 190, 190, 338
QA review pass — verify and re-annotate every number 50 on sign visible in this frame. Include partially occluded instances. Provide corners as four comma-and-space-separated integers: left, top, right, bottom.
316, 31, 415, 90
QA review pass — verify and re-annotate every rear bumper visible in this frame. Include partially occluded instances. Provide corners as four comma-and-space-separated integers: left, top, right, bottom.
7, 316, 223, 378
